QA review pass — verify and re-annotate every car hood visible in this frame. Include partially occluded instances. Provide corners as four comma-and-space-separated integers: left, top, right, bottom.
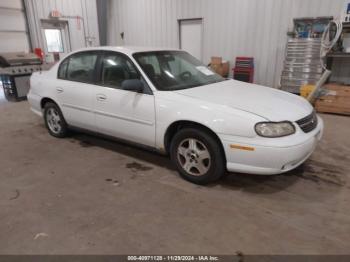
174, 80, 313, 121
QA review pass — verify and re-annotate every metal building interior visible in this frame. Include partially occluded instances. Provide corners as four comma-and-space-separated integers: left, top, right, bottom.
0, 0, 350, 259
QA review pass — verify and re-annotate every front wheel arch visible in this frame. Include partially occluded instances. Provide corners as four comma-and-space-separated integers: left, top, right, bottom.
164, 120, 226, 163
169, 127, 226, 184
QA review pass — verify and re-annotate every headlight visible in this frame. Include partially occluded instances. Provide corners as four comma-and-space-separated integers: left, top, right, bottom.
255, 121, 295, 138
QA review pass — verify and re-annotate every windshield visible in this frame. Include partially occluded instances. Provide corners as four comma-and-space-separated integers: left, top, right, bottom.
133, 51, 225, 91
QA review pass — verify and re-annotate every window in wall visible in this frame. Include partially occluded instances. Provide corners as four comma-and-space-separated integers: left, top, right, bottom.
67, 52, 98, 83
44, 29, 64, 53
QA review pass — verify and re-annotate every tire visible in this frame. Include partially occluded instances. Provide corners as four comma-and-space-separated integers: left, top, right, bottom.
43, 102, 69, 138
170, 128, 225, 185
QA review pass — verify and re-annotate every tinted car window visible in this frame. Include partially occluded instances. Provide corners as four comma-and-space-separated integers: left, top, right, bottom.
137, 54, 161, 75
101, 53, 140, 88
66, 52, 98, 83
58, 59, 68, 79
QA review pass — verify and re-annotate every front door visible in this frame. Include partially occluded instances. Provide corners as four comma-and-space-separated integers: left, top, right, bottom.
94, 52, 156, 147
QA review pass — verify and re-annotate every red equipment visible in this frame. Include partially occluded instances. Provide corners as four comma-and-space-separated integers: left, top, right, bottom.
233, 57, 254, 83
34, 48, 44, 62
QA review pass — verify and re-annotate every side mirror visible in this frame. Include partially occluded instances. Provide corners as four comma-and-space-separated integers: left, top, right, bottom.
121, 79, 144, 93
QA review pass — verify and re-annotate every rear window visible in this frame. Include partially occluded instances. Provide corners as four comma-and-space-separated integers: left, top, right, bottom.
58, 51, 98, 84
58, 59, 68, 79
67, 52, 98, 83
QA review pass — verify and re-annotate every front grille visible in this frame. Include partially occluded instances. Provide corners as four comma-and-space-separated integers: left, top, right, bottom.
296, 110, 318, 133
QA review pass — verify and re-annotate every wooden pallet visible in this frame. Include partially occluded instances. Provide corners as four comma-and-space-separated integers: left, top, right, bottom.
315, 83, 350, 116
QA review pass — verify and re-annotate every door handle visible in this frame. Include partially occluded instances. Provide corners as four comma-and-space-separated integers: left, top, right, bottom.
56, 87, 64, 93
96, 94, 107, 101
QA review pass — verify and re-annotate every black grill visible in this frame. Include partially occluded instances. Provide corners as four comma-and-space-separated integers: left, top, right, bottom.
296, 111, 318, 133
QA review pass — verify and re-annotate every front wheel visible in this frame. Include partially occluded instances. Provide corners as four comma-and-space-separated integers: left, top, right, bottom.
43, 102, 68, 138
170, 128, 225, 185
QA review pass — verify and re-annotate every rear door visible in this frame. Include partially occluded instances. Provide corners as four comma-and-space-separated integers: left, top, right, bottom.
55, 51, 99, 130
93, 51, 156, 147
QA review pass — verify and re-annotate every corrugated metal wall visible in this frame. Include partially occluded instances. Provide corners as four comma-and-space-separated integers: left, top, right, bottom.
24, 0, 100, 52
106, 0, 346, 88
0, 0, 30, 52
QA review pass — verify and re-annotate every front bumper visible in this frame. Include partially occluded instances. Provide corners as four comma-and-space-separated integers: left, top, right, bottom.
220, 116, 324, 175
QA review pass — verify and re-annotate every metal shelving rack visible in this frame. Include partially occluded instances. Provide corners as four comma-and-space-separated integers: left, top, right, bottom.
280, 17, 332, 94
280, 38, 323, 94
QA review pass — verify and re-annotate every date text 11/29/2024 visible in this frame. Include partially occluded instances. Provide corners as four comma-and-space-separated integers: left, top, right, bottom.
127, 256, 220, 261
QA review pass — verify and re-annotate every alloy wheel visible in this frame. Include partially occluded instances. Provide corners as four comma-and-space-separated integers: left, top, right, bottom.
177, 138, 211, 176
46, 107, 62, 134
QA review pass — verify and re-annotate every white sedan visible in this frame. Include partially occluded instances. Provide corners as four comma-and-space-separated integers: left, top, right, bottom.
28, 47, 323, 184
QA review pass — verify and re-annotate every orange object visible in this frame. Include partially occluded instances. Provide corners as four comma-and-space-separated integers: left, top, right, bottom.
211, 56, 222, 65
300, 85, 316, 98
230, 144, 255, 151
210, 57, 229, 77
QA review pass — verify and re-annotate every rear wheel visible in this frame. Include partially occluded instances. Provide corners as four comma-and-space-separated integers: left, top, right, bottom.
170, 128, 225, 184
43, 102, 68, 138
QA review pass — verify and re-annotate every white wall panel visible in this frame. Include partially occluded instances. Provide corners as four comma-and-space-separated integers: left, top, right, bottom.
0, 0, 30, 52
107, 0, 345, 88
0, 0, 23, 9
0, 8, 26, 31
24, 0, 100, 53
0, 32, 30, 52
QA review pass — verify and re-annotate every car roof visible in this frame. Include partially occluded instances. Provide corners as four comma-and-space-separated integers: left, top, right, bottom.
70, 46, 182, 56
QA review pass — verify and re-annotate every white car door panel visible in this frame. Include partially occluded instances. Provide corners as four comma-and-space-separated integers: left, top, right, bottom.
57, 80, 95, 130
55, 51, 99, 131
93, 51, 156, 147
94, 88, 155, 147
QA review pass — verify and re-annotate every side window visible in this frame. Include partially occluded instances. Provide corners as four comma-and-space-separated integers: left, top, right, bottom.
101, 53, 140, 89
66, 52, 98, 83
58, 59, 68, 79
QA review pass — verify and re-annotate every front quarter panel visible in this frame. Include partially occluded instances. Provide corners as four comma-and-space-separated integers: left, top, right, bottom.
154, 91, 266, 150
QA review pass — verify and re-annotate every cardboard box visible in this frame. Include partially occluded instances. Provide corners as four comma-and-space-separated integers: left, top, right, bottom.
211, 64, 224, 76
211, 56, 222, 65
210, 57, 229, 77
222, 61, 229, 77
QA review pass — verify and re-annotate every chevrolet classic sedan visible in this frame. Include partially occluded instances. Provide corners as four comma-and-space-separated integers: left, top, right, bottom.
28, 47, 323, 184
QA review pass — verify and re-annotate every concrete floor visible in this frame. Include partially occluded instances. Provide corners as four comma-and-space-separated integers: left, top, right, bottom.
0, 100, 350, 255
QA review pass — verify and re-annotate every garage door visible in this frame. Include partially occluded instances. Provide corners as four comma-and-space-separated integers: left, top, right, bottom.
0, 0, 30, 53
